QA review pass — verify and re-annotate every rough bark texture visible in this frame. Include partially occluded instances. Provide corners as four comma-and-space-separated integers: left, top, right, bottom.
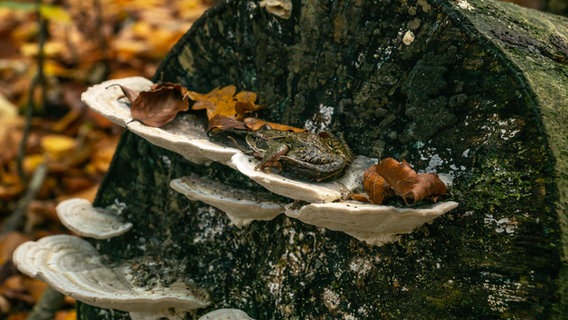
79, 0, 568, 318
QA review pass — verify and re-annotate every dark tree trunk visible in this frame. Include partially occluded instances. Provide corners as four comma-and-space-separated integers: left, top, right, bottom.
79, 0, 568, 318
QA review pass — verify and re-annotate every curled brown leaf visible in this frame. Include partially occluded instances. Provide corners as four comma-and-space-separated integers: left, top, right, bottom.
363, 165, 395, 204
117, 82, 190, 127
373, 157, 447, 205
362, 158, 447, 206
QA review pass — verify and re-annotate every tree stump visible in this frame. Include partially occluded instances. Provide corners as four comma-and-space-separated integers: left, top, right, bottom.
78, 0, 568, 318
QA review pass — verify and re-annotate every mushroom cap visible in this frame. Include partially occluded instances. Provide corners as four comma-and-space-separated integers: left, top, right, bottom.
259, 0, 292, 19
56, 198, 132, 239
82, 77, 241, 165
128, 115, 240, 165
170, 175, 284, 227
81, 77, 153, 127
285, 201, 459, 245
198, 308, 254, 320
13, 235, 209, 313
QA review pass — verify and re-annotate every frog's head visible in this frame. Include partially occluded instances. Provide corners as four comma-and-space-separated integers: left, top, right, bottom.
245, 129, 271, 153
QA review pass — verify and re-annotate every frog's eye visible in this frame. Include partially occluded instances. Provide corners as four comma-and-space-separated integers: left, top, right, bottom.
260, 124, 273, 130
318, 132, 332, 139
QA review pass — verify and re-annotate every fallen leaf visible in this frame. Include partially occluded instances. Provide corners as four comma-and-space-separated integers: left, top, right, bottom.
187, 85, 263, 121
55, 310, 77, 320
117, 82, 190, 127
362, 165, 395, 204
0, 232, 31, 265
243, 117, 306, 132
372, 158, 447, 205
207, 115, 249, 133
41, 134, 76, 161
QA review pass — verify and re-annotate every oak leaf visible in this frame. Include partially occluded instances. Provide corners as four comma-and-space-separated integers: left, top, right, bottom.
117, 83, 190, 127
187, 85, 263, 121
372, 158, 447, 205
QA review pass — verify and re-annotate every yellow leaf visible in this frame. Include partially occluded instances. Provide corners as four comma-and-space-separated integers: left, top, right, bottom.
23, 154, 46, 174
41, 135, 76, 160
39, 5, 71, 24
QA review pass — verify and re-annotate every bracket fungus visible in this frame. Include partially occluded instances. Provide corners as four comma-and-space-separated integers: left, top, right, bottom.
83, 77, 240, 165
285, 201, 459, 245
81, 78, 362, 203
82, 77, 460, 246
198, 308, 254, 320
13, 235, 209, 317
229, 153, 346, 203
56, 198, 132, 239
259, 0, 292, 19
170, 175, 284, 227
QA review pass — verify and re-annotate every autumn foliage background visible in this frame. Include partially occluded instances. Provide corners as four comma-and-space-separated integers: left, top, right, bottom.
0, 1, 211, 318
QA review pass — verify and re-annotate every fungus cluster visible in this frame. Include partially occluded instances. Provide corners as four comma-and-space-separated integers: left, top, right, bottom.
81, 77, 458, 243
14, 77, 458, 317
13, 199, 210, 319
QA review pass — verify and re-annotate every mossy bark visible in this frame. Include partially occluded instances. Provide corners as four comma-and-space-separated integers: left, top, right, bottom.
79, 0, 568, 319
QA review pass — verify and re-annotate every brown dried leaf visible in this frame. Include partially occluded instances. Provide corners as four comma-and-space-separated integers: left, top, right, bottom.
123, 83, 190, 127
363, 165, 395, 204
373, 157, 447, 205
0, 232, 31, 265
207, 115, 249, 133
244, 117, 307, 132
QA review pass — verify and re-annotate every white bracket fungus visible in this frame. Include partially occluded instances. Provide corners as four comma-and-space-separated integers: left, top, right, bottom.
198, 308, 254, 320
82, 78, 358, 203
81, 77, 152, 127
285, 201, 459, 245
229, 153, 346, 203
170, 175, 284, 227
82, 77, 460, 246
13, 235, 209, 316
82, 77, 240, 165
259, 0, 292, 19
56, 198, 132, 239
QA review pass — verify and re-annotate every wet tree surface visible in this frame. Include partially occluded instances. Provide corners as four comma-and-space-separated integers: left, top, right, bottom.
78, 0, 567, 319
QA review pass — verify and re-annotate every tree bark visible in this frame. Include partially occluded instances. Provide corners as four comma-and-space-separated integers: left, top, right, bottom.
80, 0, 568, 318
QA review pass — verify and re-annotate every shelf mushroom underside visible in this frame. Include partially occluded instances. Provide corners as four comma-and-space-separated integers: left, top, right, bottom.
12, 235, 209, 314
82, 77, 459, 244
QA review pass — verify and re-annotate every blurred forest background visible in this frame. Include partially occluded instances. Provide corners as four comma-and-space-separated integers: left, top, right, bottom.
0, 0, 565, 319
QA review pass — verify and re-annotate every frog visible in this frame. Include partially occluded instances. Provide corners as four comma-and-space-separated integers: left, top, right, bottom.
244, 128, 353, 182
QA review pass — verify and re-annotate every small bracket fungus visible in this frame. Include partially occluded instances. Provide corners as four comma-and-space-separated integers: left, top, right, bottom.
259, 0, 292, 19
81, 77, 153, 127
229, 153, 347, 203
82, 77, 240, 165
170, 175, 284, 227
13, 235, 209, 316
285, 201, 459, 245
56, 198, 132, 239
198, 308, 254, 320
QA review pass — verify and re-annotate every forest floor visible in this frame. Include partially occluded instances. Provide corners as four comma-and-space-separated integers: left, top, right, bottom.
0, 1, 211, 318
